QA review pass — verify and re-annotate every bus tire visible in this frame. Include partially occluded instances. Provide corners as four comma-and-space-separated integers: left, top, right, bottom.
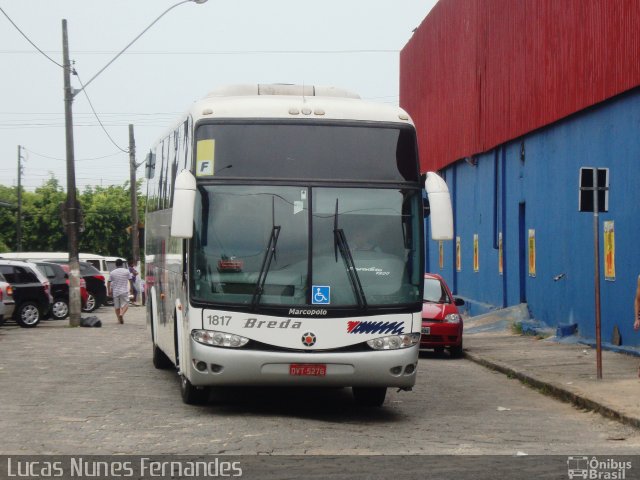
352, 387, 386, 407
180, 374, 209, 405
152, 344, 173, 370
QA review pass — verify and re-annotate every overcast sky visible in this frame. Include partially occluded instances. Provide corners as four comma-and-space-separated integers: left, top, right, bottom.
0, 0, 436, 192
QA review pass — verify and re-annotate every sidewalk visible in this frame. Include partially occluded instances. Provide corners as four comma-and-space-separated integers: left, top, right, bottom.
463, 306, 640, 429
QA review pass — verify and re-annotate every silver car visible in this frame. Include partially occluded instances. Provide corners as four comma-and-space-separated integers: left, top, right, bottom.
0, 271, 16, 326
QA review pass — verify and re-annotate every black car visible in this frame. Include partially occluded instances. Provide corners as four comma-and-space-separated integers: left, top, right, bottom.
34, 261, 89, 320
0, 259, 52, 327
49, 260, 107, 312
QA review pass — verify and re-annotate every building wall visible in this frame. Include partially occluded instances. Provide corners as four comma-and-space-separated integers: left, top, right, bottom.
426, 88, 640, 347
401, 0, 640, 173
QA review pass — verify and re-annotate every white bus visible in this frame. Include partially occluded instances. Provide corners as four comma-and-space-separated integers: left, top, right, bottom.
145, 84, 453, 406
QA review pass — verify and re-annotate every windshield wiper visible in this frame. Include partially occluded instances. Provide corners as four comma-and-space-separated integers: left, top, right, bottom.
251, 225, 281, 310
333, 199, 367, 309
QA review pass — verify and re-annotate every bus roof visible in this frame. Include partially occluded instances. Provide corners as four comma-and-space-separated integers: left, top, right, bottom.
191, 84, 413, 124
153, 84, 414, 143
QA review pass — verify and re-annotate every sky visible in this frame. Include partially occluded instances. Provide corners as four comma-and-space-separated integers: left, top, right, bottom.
0, 0, 437, 193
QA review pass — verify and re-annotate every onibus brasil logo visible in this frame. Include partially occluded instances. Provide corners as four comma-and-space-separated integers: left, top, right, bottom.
567, 456, 632, 479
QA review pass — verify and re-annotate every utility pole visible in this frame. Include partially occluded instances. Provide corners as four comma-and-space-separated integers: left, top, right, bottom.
129, 124, 139, 265
62, 19, 81, 327
17, 145, 24, 252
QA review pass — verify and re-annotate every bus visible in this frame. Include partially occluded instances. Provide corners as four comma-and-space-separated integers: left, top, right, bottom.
145, 84, 453, 406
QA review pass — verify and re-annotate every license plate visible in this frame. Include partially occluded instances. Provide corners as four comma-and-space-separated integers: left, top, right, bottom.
421, 326, 431, 334
289, 364, 326, 376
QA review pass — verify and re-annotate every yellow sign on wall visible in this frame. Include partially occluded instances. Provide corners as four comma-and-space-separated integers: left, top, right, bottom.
473, 234, 479, 272
456, 236, 461, 272
438, 240, 444, 270
604, 220, 615, 281
498, 232, 503, 275
528, 229, 536, 277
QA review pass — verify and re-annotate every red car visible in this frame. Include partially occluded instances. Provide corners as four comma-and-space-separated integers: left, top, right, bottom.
421, 273, 465, 357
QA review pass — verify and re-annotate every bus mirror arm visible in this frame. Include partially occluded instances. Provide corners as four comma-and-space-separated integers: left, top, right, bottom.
171, 170, 197, 239
424, 172, 453, 241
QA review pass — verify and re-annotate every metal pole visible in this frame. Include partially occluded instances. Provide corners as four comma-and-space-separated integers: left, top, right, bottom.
592, 169, 602, 379
17, 145, 22, 252
63, 19, 81, 327
129, 124, 139, 265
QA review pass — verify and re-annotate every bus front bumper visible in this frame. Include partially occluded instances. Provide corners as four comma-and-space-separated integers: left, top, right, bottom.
187, 339, 419, 388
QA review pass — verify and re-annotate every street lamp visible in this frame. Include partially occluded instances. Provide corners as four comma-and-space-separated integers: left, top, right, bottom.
62, 0, 208, 326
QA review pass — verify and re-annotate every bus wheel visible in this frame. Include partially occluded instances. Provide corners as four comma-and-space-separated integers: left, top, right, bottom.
180, 374, 209, 405
352, 387, 387, 407
152, 344, 173, 370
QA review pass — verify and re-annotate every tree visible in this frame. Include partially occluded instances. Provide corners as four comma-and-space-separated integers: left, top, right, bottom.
0, 175, 146, 258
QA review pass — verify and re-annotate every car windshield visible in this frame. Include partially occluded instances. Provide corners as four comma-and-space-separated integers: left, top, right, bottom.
423, 277, 451, 304
191, 185, 422, 310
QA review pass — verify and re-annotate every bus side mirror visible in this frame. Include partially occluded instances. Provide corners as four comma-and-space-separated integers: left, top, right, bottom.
425, 171, 453, 241
145, 151, 156, 179
171, 170, 196, 239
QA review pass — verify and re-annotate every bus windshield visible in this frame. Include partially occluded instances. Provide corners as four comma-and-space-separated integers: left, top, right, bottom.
194, 122, 419, 182
190, 185, 422, 310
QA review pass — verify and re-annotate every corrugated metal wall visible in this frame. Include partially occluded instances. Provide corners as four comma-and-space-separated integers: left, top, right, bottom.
426, 87, 640, 347
401, 0, 640, 173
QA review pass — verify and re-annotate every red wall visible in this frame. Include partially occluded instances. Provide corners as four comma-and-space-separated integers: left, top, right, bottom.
400, 0, 640, 172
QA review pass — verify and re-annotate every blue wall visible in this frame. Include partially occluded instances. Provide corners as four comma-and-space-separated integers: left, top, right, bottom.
426, 87, 640, 347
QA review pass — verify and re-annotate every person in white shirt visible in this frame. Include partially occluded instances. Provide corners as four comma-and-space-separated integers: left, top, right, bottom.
108, 258, 131, 324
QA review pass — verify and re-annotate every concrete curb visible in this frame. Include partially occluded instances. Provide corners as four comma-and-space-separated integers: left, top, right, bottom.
464, 350, 640, 430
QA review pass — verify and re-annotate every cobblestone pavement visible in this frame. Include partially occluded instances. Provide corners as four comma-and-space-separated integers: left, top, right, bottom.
1, 305, 639, 456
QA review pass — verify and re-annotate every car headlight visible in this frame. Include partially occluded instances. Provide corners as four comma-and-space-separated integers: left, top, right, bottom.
192, 329, 249, 348
445, 313, 461, 323
366, 333, 421, 350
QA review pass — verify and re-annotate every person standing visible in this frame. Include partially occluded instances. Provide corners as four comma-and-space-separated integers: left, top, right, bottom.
128, 259, 139, 305
109, 258, 131, 324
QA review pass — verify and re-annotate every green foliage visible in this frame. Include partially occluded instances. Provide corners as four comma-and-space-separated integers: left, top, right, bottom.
0, 175, 146, 259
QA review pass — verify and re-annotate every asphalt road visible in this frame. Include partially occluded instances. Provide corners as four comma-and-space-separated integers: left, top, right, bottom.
1, 305, 639, 460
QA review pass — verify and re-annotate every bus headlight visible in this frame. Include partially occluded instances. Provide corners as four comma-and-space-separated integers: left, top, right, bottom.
192, 329, 249, 348
445, 313, 461, 323
366, 333, 420, 350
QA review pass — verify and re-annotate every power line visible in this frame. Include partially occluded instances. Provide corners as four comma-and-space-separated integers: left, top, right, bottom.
0, 6, 64, 68
23, 148, 124, 162
0, 49, 399, 55
74, 70, 129, 153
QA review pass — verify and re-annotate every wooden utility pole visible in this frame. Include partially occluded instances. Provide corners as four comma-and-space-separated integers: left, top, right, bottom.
62, 19, 81, 327
129, 124, 139, 265
17, 145, 23, 252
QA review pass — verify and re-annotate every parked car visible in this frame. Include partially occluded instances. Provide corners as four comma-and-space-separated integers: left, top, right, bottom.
0, 259, 52, 327
34, 262, 88, 320
49, 261, 106, 312
421, 273, 465, 357
0, 271, 16, 327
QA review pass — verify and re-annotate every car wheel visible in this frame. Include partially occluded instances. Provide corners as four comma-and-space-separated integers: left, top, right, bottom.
16, 301, 41, 328
180, 374, 209, 405
82, 293, 97, 312
51, 298, 69, 320
152, 344, 173, 370
352, 387, 387, 407
449, 342, 463, 358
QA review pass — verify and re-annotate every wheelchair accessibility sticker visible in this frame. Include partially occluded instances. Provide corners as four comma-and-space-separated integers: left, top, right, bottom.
312, 286, 330, 305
